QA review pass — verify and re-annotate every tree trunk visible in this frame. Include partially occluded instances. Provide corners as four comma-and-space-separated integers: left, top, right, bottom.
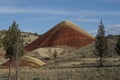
100, 56, 103, 67
16, 43, 18, 80
99, 52, 103, 67
15, 59, 18, 80
8, 58, 12, 80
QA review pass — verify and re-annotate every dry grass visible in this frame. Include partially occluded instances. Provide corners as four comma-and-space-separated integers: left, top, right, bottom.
0, 57, 120, 80
0, 67, 120, 80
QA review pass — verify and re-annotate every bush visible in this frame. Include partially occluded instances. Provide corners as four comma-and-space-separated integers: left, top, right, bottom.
33, 77, 45, 80
33, 77, 40, 80
28, 39, 31, 42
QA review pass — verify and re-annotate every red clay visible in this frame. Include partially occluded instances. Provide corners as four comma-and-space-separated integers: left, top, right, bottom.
25, 20, 95, 51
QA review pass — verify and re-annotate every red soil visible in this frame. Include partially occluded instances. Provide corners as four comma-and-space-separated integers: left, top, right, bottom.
25, 20, 95, 51
0, 52, 3, 56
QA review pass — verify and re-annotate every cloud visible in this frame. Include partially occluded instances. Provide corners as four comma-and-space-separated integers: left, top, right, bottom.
71, 18, 99, 22
90, 30, 97, 36
98, 0, 120, 2
0, 6, 120, 17
0, 0, 13, 3
0, 6, 76, 15
78, 10, 120, 17
105, 24, 120, 35
90, 24, 120, 36
21, 27, 35, 33
0, 5, 120, 27
0, 0, 29, 4
0, 6, 28, 13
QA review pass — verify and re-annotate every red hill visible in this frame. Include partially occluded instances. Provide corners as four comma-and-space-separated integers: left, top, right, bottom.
25, 20, 95, 51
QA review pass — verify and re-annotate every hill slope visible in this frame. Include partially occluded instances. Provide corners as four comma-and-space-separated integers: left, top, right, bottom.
25, 20, 95, 51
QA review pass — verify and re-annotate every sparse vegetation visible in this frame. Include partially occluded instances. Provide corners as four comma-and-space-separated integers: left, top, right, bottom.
0, 66, 120, 80
23, 34, 27, 38
33, 77, 45, 80
0, 30, 39, 47
28, 39, 31, 42
53, 49, 58, 60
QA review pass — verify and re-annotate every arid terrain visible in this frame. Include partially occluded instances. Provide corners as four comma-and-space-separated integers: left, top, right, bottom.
0, 40, 120, 80
0, 57, 120, 80
0, 21, 120, 80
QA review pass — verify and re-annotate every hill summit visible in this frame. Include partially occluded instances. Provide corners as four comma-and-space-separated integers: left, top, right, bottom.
25, 20, 95, 51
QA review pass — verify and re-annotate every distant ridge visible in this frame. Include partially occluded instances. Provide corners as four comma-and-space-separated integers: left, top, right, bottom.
25, 20, 95, 51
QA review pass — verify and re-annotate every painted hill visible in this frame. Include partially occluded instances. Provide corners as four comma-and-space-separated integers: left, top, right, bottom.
1, 56, 46, 67
25, 20, 95, 51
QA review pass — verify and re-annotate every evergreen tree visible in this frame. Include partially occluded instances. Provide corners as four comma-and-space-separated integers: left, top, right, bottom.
95, 20, 108, 67
2, 21, 24, 80
0, 31, 2, 48
115, 35, 120, 55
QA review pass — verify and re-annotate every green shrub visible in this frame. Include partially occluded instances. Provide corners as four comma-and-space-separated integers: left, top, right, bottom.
33, 77, 40, 80
33, 77, 45, 80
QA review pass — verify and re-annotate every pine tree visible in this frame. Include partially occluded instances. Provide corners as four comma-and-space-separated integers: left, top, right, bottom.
0, 31, 2, 48
115, 35, 120, 55
95, 20, 108, 67
2, 21, 24, 80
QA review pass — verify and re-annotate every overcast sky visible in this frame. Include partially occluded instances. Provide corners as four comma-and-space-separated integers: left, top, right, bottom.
0, 0, 120, 35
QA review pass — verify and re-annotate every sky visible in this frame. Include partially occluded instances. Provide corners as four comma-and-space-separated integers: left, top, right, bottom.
0, 0, 120, 36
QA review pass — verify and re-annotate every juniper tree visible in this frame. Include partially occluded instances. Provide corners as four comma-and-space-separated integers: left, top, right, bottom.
115, 35, 120, 55
95, 20, 108, 67
0, 31, 2, 48
2, 21, 24, 80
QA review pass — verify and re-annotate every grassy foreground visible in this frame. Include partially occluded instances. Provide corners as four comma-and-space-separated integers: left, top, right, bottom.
0, 66, 120, 80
